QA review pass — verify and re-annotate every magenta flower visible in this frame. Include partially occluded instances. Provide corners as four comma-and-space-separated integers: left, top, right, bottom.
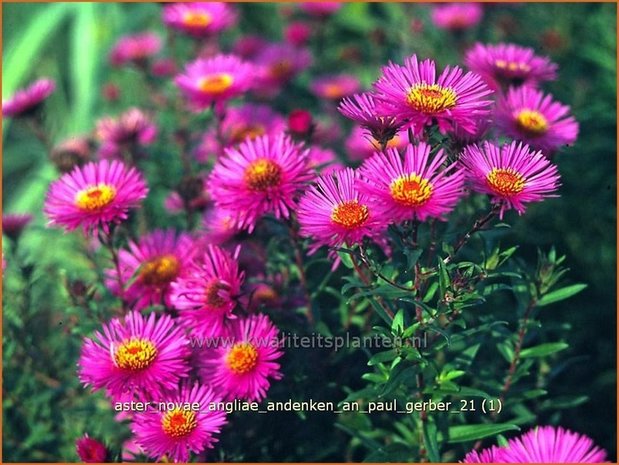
207, 134, 313, 232
198, 313, 283, 401
339, 92, 405, 144
2, 213, 33, 241
95, 108, 157, 160
496, 86, 579, 153
373, 54, 493, 135
358, 142, 465, 224
298, 168, 384, 251
2, 78, 55, 117
299, 2, 342, 16
197, 103, 286, 160
465, 42, 558, 90
162, 2, 236, 38
109, 32, 162, 67
105, 229, 195, 311
78, 311, 191, 402
310, 74, 361, 101
131, 382, 227, 463
461, 446, 502, 463
431, 3, 483, 31
498, 426, 607, 463
345, 125, 409, 162
170, 244, 244, 338
253, 42, 312, 95
75, 434, 109, 463
175, 54, 254, 111
460, 141, 560, 218
285, 21, 312, 47
201, 208, 243, 245
308, 146, 343, 174
44, 160, 148, 234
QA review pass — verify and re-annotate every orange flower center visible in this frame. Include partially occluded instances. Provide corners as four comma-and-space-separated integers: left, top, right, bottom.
113, 338, 158, 371
226, 342, 259, 374
182, 10, 212, 28
244, 158, 282, 191
75, 184, 117, 212
515, 109, 548, 136
204, 280, 229, 308
269, 60, 293, 79
486, 168, 526, 197
495, 59, 531, 73
371, 135, 401, 150
161, 408, 198, 438
330, 200, 369, 229
390, 174, 433, 207
229, 124, 266, 144
407, 83, 457, 114
323, 84, 344, 99
198, 73, 234, 95
140, 254, 180, 286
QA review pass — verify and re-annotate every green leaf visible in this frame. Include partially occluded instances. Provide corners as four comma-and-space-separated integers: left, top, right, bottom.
520, 342, 569, 358
423, 419, 441, 462
337, 250, 355, 269
446, 424, 520, 443
391, 309, 404, 334
538, 284, 587, 306
368, 350, 398, 366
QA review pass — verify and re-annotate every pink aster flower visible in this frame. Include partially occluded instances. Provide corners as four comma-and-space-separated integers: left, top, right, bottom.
496, 86, 579, 153
460, 141, 561, 218
431, 3, 483, 31
2, 78, 55, 117
461, 446, 501, 463
253, 43, 312, 95
201, 208, 243, 245
345, 126, 408, 162
2, 213, 33, 241
95, 108, 157, 160
109, 32, 162, 67
232, 34, 268, 59
198, 313, 283, 401
298, 168, 384, 252
308, 146, 343, 174
310, 74, 361, 101
105, 229, 195, 311
76, 434, 109, 463
197, 103, 286, 160
175, 55, 254, 111
162, 2, 236, 38
497, 426, 607, 463
44, 160, 148, 234
51, 136, 92, 173
131, 382, 227, 463
170, 245, 244, 338
299, 2, 342, 16
358, 142, 465, 224
465, 42, 558, 90
373, 54, 493, 136
285, 21, 312, 47
78, 311, 191, 402
207, 134, 313, 232
339, 92, 405, 144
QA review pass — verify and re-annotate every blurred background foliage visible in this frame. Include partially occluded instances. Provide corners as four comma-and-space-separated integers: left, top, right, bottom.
2, 2, 616, 462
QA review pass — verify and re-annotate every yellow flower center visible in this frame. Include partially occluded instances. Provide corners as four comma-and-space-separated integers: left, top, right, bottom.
495, 59, 531, 73
515, 109, 548, 136
244, 158, 282, 191
113, 338, 158, 371
204, 280, 228, 308
390, 174, 433, 207
230, 124, 266, 144
161, 408, 198, 438
323, 84, 344, 99
330, 200, 369, 229
198, 73, 234, 95
140, 254, 180, 286
371, 135, 401, 150
226, 342, 259, 374
406, 83, 457, 114
75, 184, 117, 212
269, 60, 293, 79
486, 168, 526, 197
182, 10, 212, 28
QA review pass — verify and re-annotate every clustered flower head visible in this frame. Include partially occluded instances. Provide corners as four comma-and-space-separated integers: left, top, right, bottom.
30, 3, 586, 462
463, 426, 607, 463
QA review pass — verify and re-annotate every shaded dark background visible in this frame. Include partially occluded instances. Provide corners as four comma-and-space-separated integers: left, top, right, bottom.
2, 2, 616, 462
